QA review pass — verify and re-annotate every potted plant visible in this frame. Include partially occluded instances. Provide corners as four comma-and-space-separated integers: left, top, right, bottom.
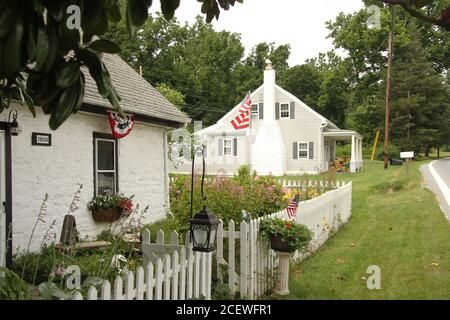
87, 194, 134, 222
259, 218, 312, 253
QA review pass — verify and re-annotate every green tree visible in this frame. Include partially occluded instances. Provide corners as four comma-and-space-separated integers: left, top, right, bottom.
378, 25, 448, 155
156, 83, 185, 110
0, 0, 242, 129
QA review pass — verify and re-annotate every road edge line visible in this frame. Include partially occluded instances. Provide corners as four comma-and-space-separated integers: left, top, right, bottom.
428, 161, 450, 207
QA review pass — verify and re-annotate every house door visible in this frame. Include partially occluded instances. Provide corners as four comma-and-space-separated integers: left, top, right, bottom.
0, 131, 5, 267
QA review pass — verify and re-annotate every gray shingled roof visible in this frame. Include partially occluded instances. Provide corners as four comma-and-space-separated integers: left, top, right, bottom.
82, 53, 190, 125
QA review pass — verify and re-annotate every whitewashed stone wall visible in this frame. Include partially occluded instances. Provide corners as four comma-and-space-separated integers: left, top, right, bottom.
1, 104, 169, 252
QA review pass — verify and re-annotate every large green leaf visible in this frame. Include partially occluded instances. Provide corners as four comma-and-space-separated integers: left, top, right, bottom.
82, 276, 104, 288
55, 60, 81, 88
127, 0, 153, 36
82, 1, 109, 41
44, 0, 66, 22
49, 78, 81, 129
161, 0, 180, 20
0, 16, 25, 79
107, 1, 122, 22
0, 0, 19, 38
87, 39, 121, 54
76, 48, 109, 96
35, 19, 50, 72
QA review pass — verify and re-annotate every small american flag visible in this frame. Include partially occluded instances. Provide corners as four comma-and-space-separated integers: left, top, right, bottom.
287, 197, 298, 219
231, 93, 251, 130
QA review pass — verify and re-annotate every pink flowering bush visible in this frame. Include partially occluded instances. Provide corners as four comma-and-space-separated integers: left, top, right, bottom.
169, 166, 287, 234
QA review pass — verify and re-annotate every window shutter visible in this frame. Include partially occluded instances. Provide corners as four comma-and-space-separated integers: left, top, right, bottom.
259, 103, 264, 120
233, 138, 238, 156
275, 103, 280, 120
309, 142, 314, 159
218, 139, 223, 156
290, 102, 295, 119
293, 142, 298, 159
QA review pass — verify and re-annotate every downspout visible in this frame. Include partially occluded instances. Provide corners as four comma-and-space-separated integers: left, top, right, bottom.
319, 122, 328, 172
163, 129, 170, 216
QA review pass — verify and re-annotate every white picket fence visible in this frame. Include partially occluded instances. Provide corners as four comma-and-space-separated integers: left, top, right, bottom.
277, 179, 346, 189
170, 176, 345, 190
217, 181, 352, 299
73, 230, 212, 300
73, 181, 352, 300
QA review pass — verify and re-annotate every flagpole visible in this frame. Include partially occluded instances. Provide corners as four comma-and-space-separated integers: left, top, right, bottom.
248, 91, 253, 190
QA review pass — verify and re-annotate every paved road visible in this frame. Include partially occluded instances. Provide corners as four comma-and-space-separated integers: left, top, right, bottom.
420, 157, 450, 221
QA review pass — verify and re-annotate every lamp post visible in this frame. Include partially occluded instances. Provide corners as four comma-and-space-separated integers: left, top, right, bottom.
189, 145, 220, 252
1, 110, 21, 268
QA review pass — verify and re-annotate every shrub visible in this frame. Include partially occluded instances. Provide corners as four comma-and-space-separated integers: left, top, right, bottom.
335, 143, 352, 157
0, 268, 31, 300
169, 169, 287, 234
375, 143, 400, 160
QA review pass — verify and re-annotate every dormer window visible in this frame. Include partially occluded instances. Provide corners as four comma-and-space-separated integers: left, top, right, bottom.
280, 103, 290, 118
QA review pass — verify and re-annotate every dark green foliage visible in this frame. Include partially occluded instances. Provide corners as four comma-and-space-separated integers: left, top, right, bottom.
169, 169, 288, 235
0, 0, 240, 129
0, 267, 31, 300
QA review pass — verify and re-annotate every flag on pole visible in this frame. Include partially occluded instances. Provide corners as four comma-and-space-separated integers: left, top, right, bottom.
230, 93, 251, 130
286, 197, 298, 219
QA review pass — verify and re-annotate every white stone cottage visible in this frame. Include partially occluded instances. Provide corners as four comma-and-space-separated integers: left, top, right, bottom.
0, 54, 190, 266
171, 62, 363, 176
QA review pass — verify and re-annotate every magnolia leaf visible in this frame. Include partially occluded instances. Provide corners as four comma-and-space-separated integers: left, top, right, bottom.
82, 276, 104, 288
161, 0, 180, 20
87, 39, 121, 54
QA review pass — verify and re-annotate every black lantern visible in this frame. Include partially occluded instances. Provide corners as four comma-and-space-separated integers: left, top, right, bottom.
8, 110, 22, 136
189, 144, 220, 252
189, 206, 220, 252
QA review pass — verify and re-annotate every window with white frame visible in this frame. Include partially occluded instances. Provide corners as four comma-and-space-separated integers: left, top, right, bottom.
298, 142, 308, 159
94, 134, 118, 196
251, 104, 259, 115
223, 139, 232, 155
280, 103, 290, 118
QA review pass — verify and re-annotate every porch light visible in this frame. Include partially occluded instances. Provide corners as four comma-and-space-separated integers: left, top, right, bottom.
189, 144, 220, 252
189, 206, 220, 252
8, 110, 21, 136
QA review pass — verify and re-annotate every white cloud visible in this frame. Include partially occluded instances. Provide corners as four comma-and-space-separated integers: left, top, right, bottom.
150, 0, 365, 66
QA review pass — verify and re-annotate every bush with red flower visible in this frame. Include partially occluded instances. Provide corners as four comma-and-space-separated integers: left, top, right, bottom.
168, 166, 288, 234
259, 218, 312, 253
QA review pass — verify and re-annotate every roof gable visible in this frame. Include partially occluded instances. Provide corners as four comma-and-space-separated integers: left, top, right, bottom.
82, 54, 190, 125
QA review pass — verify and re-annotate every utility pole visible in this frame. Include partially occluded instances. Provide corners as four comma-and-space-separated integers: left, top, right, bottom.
384, 5, 395, 170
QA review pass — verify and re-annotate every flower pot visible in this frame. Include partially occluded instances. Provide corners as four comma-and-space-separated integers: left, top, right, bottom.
91, 207, 123, 222
270, 235, 290, 253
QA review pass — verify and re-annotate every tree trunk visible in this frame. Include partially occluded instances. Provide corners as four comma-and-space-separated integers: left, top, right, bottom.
437, 147, 440, 159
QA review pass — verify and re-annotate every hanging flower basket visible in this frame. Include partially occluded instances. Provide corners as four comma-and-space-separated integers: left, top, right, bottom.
91, 207, 124, 222
259, 218, 313, 254
269, 235, 290, 253
88, 194, 134, 223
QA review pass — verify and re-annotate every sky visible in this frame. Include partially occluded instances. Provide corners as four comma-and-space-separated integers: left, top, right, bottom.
150, 0, 365, 66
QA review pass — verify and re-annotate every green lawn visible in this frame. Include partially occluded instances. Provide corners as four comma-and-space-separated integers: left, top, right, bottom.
281, 160, 450, 300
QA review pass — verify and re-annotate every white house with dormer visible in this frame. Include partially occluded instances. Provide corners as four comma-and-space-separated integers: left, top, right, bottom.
171, 61, 363, 176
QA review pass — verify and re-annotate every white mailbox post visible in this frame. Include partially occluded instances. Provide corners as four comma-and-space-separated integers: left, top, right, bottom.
400, 151, 414, 177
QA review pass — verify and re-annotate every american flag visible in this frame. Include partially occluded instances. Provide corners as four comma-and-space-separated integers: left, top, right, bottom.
231, 93, 251, 130
287, 197, 298, 219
